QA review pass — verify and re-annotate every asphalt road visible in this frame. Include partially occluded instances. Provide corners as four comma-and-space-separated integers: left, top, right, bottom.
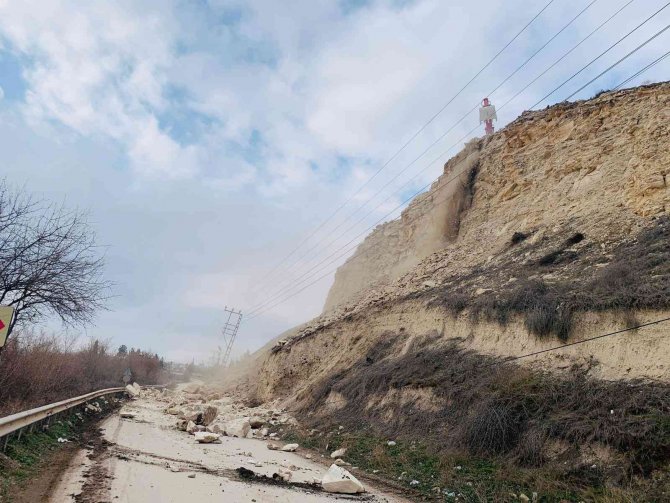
49, 392, 406, 502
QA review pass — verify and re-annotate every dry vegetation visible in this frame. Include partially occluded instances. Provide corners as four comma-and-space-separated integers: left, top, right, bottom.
424, 216, 670, 341
293, 332, 670, 499
0, 332, 167, 417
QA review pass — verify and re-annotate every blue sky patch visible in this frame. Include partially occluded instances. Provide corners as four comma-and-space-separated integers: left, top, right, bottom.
0, 48, 27, 102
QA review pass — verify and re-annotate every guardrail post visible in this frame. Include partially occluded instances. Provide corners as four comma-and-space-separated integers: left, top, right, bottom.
2, 434, 9, 452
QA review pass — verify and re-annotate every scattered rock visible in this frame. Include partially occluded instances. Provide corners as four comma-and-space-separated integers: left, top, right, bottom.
187, 473, 196, 479
281, 443, 299, 452
410, 480, 420, 486
183, 383, 201, 394
186, 421, 197, 434
334, 459, 350, 466
194, 431, 221, 444
330, 448, 347, 458
249, 416, 265, 429
519, 494, 530, 503
267, 443, 280, 451
201, 405, 218, 426
119, 411, 136, 419
277, 468, 292, 482
387, 440, 396, 446
321, 464, 365, 494
226, 418, 251, 438
207, 422, 225, 435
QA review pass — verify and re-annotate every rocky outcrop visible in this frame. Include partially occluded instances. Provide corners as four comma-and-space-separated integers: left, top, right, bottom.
323, 82, 669, 315
252, 83, 670, 407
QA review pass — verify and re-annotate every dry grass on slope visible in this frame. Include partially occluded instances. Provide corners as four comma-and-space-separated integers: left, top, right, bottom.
422, 216, 670, 341
292, 332, 670, 499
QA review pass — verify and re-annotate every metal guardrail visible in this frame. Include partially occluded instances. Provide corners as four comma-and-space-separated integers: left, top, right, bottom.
0, 386, 126, 448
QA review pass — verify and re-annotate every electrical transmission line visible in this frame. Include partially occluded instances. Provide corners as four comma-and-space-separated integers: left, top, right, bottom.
243, 0, 659, 318
245, 0, 558, 297
613, 48, 670, 90
248, 0, 602, 305
244, 20, 670, 321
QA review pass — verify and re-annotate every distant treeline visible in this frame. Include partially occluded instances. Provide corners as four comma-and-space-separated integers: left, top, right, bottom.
0, 332, 168, 417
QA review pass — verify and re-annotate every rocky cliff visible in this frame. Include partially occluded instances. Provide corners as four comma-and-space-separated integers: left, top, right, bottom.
324, 82, 669, 313
256, 82, 670, 402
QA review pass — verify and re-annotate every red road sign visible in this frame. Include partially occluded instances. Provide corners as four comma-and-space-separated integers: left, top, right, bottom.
0, 306, 14, 348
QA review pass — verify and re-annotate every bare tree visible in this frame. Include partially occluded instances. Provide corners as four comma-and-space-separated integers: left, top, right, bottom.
0, 180, 111, 341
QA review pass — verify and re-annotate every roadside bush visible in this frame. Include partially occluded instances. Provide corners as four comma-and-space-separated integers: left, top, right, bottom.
298, 333, 670, 479
0, 331, 167, 417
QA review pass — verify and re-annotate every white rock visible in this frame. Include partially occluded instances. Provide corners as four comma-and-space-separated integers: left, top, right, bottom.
330, 448, 347, 458
207, 422, 225, 435
125, 384, 140, 397
186, 421, 197, 434
281, 443, 298, 452
277, 468, 292, 481
321, 464, 365, 494
194, 431, 221, 443
334, 458, 350, 466
226, 418, 251, 438
387, 441, 396, 446
132, 382, 141, 393
260, 427, 269, 437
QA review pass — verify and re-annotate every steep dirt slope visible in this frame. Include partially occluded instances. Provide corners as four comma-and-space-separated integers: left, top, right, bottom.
254, 83, 670, 396
235, 83, 670, 500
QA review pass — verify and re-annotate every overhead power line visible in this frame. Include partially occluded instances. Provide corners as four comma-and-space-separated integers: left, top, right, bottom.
529, 0, 670, 109
246, 0, 558, 296
319, 316, 670, 408
613, 48, 670, 90
483, 317, 670, 367
564, 23, 670, 101
243, 21, 670, 321
245, 0, 605, 310
244, 0, 653, 318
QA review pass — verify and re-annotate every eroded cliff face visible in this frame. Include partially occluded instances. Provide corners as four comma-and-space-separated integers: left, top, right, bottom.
324, 82, 669, 314
323, 144, 481, 311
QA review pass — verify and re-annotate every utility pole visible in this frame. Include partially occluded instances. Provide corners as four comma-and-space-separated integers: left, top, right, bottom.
479, 97, 497, 136
220, 306, 242, 368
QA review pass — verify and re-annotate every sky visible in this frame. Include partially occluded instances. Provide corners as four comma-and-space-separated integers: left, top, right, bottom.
0, 0, 668, 363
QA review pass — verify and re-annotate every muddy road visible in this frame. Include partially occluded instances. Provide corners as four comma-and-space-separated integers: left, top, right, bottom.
48, 388, 406, 502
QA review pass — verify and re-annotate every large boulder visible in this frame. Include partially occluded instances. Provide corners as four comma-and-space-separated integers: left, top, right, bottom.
132, 382, 141, 393
226, 418, 251, 438
125, 384, 140, 397
206, 422, 225, 435
321, 464, 365, 494
202, 405, 218, 426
